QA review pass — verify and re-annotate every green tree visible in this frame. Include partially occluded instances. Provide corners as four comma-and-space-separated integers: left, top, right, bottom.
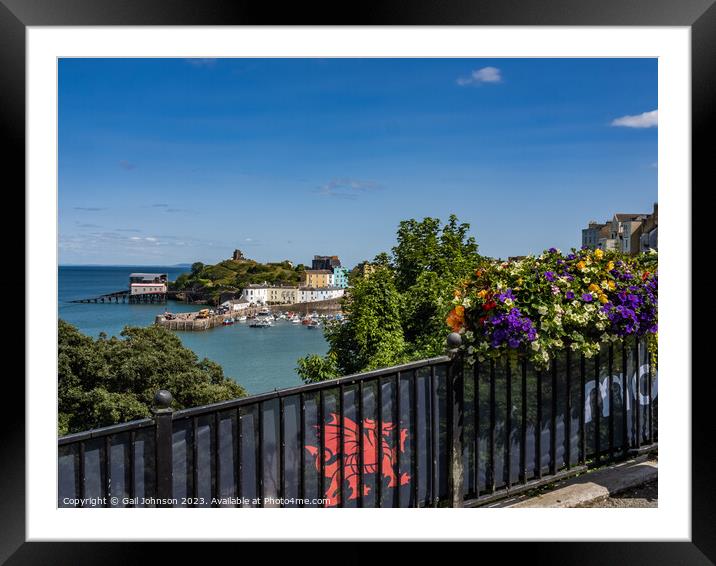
297, 215, 483, 383
327, 267, 406, 374
393, 215, 483, 358
58, 320, 247, 435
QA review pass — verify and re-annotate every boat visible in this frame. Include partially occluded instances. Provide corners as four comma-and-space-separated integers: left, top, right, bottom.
237, 315, 247, 322
250, 318, 272, 328
222, 318, 234, 326
306, 320, 320, 329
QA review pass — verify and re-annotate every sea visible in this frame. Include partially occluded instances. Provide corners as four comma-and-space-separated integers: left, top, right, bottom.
58, 265, 329, 394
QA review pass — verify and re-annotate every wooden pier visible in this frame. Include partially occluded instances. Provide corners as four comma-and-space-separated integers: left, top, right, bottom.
71, 290, 167, 304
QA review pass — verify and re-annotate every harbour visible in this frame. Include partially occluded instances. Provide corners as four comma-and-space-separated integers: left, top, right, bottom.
58, 265, 330, 394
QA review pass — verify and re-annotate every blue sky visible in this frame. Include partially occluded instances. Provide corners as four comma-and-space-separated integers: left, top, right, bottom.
59, 58, 657, 267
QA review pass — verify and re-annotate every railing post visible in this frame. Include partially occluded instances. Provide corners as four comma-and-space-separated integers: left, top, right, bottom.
152, 389, 174, 507
447, 332, 465, 508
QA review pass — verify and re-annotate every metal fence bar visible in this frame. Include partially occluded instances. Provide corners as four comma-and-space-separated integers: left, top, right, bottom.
446, 363, 454, 502
396, 372, 402, 508
429, 366, 437, 506
520, 359, 527, 483
505, 358, 512, 488
622, 341, 628, 455
358, 382, 365, 508
647, 349, 653, 444
565, 351, 571, 470
474, 362, 481, 497
78, 441, 86, 506
594, 352, 601, 466
377, 378, 384, 507
338, 384, 345, 508
550, 359, 557, 476
535, 369, 542, 479
213, 412, 220, 505
411, 371, 418, 507
128, 430, 135, 507
489, 359, 496, 493
634, 340, 641, 449
152, 391, 173, 507
103, 436, 111, 506
608, 344, 615, 461
234, 407, 241, 506
192, 417, 199, 505
257, 403, 264, 508
579, 356, 586, 465
319, 391, 325, 507
279, 397, 285, 507
447, 334, 464, 507
299, 393, 305, 507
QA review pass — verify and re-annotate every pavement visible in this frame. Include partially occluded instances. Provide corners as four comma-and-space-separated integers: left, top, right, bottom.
497, 455, 658, 508
583, 479, 657, 507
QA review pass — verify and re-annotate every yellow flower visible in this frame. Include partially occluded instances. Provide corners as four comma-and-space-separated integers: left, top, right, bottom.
477, 289, 488, 298
608, 280, 616, 290
588, 283, 600, 293
598, 293, 609, 304
594, 249, 604, 259
607, 261, 614, 271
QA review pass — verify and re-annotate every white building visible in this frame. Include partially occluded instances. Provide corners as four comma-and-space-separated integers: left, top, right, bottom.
298, 286, 345, 303
240, 283, 270, 305
221, 298, 251, 312
128, 273, 167, 295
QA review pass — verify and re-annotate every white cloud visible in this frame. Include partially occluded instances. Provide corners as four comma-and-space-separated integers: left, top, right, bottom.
611, 109, 658, 128
317, 178, 382, 199
457, 66, 502, 86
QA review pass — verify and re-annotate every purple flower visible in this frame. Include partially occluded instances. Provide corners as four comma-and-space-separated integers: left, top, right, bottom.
565, 291, 575, 300
495, 288, 516, 303
482, 308, 537, 349
582, 293, 593, 302
548, 247, 558, 254
544, 271, 556, 282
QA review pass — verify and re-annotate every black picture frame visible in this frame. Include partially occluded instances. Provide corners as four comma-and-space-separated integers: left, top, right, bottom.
5, 0, 709, 561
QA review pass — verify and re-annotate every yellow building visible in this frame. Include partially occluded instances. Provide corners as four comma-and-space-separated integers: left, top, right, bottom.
267, 286, 299, 304
301, 269, 333, 288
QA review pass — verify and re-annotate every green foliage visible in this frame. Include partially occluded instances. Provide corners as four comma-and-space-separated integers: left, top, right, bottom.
58, 320, 247, 435
322, 267, 407, 376
297, 215, 483, 383
171, 256, 302, 302
296, 353, 339, 384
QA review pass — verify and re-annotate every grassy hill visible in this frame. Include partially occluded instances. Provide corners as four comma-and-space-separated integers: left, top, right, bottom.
170, 258, 305, 303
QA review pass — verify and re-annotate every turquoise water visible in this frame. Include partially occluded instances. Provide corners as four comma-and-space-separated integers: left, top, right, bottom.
58, 266, 329, 394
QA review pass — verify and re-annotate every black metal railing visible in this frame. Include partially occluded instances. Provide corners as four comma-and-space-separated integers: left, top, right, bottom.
58, 334, 657, 508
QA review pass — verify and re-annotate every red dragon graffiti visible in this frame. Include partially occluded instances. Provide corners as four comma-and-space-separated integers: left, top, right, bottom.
305, 413, 410, 507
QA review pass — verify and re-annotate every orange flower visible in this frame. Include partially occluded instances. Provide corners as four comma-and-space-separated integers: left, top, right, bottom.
477, 289, 488, 299
446, 306, 465, 332
577, 261, 586, 270
475, 268, 484, 277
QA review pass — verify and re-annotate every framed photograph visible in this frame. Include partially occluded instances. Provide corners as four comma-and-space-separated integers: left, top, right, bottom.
6, 0, 709, 560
